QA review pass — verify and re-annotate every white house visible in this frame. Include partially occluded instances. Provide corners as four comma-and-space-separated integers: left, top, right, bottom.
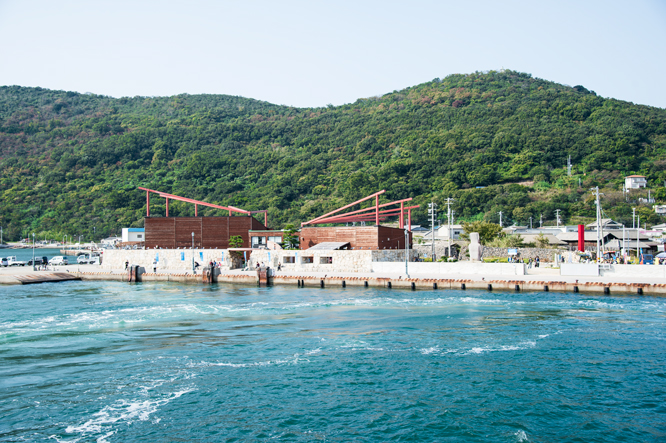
435, 224, 465, 240
101, 236, 121, 247
625, 175, 647, 190
121, 228, 145, 243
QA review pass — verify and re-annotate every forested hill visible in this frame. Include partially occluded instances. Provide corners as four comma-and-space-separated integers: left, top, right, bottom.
1, 70, 666, 241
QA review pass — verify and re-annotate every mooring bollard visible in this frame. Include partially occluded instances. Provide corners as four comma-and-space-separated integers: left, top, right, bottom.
411, 282, 416, 290
433, 282, 438, 290
342, 280, 346, 288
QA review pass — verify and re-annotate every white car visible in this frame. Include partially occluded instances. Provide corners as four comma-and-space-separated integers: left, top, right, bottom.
7, 256, 27, 266
77, 254, 91, 264
0, 257, 7, 267
50, 256, 69, 266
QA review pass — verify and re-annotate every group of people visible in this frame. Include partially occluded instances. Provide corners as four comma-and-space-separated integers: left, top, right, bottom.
509, 255, 540, 268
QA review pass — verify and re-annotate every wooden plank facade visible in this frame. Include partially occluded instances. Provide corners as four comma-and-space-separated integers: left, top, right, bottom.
145, 216, 267, 249
300, 226, 412, 250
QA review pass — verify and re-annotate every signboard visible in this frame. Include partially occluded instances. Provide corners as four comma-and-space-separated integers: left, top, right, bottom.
508, 248, 518, 256
180, 252, 185, 261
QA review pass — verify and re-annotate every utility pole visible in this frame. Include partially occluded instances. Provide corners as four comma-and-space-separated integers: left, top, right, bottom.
404, 228, 409, 276
1, 225, 2, 245
637, 215, 640, 262
529, 217, 532, 230
632, 208, 636, 229
592, 186, 601, 262
555, 209, 561, 228
498, 211, 503, 227
445, 197, 455, 258
428, 202, 437, 262
539, 214, 543, 228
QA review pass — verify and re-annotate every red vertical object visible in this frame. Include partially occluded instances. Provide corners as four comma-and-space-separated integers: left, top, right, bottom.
166, 198, 169, 217
578, 224, 585, 252
146, 190, 150, 217
264, 212, 268, 227
408, 209, 412, 232
229, 209, 232, 216
195, 204, 198, 216
375, 195, 379, 225
399, 202, 404, 229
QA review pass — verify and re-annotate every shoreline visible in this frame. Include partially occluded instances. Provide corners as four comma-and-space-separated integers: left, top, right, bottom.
1, 265, 664, 295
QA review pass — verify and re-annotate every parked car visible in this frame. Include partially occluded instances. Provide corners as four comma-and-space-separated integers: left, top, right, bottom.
642, 254, 654, 265
49, 256, 69, 266
77, 254, 91, 264
7, 256, 27, 266
0, 257, 7, 267
90, 255, 101, 265
27, 257, 45, 266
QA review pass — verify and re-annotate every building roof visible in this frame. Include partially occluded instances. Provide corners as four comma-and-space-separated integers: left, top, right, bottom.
126, 228, 145, 232
557, 232, 614, 242
625, 175, 646, 178
306, 242, 351, 250
586, 218, 623, 229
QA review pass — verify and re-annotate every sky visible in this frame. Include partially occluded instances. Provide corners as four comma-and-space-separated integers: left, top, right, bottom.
0, 0, 664, 108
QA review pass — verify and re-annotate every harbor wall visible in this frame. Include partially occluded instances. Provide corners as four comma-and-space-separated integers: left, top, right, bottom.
371, 261, 526, 276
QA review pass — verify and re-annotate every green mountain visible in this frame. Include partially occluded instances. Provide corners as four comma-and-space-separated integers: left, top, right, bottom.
1, 70, 665, 241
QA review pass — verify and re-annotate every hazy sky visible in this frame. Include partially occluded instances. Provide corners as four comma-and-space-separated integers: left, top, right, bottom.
1, 0, 664, 108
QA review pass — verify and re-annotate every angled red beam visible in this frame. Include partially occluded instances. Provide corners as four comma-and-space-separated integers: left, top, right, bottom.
313, 205, 420, 224
311, 198, 413, 221
138, 187, 251, 214
302, 190, 386, 226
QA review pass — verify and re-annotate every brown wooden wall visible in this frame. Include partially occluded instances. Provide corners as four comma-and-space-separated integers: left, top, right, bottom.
145, 216, 267, 249
300, 226, 412, 250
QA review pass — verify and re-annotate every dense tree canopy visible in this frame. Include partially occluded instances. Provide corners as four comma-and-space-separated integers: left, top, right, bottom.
1, 70, 665, 241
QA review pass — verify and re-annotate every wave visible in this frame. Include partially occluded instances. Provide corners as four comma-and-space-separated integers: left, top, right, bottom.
60, 387, 194, 442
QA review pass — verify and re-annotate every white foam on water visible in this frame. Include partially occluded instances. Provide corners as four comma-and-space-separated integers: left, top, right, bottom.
191, 353, 306, 369
420, 346, 440, 355
462, 341, 536, 355
63, 388, 194, 440
515, 429, 529, 442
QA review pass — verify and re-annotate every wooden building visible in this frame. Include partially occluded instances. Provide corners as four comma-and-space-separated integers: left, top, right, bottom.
144, 216, 267, 249
300, 226, 412, 250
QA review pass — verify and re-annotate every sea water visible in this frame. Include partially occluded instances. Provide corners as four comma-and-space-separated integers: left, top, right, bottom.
0, 281, 664, 442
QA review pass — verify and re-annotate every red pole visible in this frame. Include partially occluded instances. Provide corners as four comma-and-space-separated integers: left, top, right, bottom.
195, 204, 198, 217
264, 211, 268, 227
400, 201, 404, 229
408, 209, 412, 231
229, 209, 232, 216
578, 224, 585, 252
375, 195, 379, 225
146, 190, 150, 217
166, 198, 169, 217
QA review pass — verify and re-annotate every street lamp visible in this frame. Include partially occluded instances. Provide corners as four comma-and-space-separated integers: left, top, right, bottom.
404, 228, 409, 277
32, 233, 35, 271
191, 232, 195, 272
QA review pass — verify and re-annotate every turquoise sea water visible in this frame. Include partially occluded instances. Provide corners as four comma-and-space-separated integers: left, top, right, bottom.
1, 281, 665, 442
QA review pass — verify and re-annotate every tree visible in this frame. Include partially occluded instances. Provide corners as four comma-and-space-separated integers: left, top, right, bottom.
460, 221, 504, 245
536, 233, 550, 248
282, 224, 300, 250
229, 235, 243, 248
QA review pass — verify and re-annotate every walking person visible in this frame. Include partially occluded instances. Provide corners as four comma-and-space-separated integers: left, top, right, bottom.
535, 256, 540, 268
153, 259, 157, 273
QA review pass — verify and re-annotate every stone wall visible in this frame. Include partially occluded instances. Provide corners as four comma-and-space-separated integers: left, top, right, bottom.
414, 243, 459, 260
248, 249, 419, 273
481, 247, 563, 262
102, 248, 238, 271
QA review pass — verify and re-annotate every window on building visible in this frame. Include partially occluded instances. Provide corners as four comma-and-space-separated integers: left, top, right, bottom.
319, 257, 332, 264
268, 236, 282, 244
137, 234, 143, 239
301, 256, 314, 264
284, 256, 295, 264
